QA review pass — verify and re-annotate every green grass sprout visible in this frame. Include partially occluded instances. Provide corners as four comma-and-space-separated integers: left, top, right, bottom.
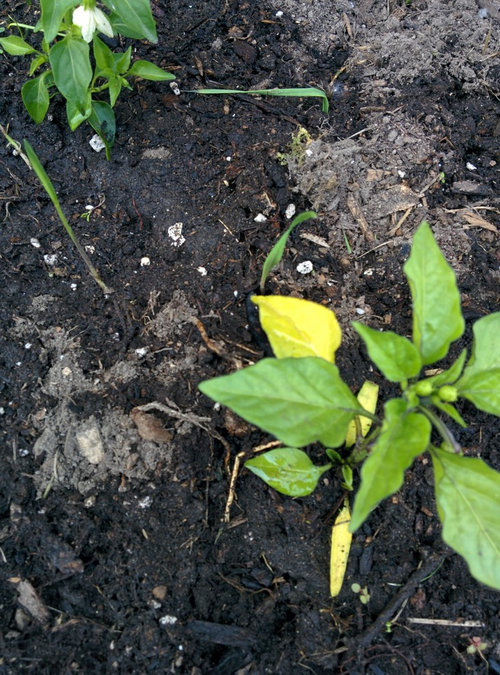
194, 87, 329, 113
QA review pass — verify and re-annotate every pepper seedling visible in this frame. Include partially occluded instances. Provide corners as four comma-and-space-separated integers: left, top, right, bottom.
200, 221, 500, 590
0, 0, 174, 157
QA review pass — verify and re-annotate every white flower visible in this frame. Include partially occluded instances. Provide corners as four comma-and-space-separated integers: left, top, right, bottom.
73, 5, 113, 43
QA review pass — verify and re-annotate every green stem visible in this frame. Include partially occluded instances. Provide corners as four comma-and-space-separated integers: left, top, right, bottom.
0, 128, 114, 294
418, 406, 460, 453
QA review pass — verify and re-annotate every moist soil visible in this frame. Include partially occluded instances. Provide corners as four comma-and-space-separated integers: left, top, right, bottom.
1, 1, 499, 673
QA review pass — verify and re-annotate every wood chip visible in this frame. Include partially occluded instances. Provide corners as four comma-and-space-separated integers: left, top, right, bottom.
8, 578, 50, 625
130, 408, 173, 443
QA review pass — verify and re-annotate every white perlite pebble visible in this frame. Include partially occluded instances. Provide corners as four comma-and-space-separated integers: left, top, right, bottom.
285, 203, 296, 219
197, 266, 207, 276
30, 238, 41, 248
254, 213, 267, 223
89, 134, 106, 152
168, 223, 186, 247
296, 260, 313, 274
43, 254, 58, 266
159, 615, 178, 626
140, 257, 151, 266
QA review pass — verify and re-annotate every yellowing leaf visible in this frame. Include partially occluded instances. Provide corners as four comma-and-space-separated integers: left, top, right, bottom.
252, 295, 341, 362
330, 500, 353, 597
345, 380, 379, 447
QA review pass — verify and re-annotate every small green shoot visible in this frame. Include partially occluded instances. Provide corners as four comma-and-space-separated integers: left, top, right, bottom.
195, 87, 329, 113
1, 125, 112, 293
351, 582, 370, 604
200, 221, 500, 590
260, 210, 316, 292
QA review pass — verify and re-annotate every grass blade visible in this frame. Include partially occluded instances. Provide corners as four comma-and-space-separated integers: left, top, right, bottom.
195, 87, 329, 113
22, 139, 113, 293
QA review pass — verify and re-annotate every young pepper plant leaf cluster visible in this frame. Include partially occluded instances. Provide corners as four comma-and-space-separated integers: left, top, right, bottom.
199, 221, 500, 590
0, 0, 174, 157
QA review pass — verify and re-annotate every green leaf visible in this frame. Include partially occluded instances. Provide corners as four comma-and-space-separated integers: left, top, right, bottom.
0, 35, 37, 55
127, 60, 175, 81
49, 37, 92, 109
259, 211, 316, 292
22, 73, 50, 124
92, 35, 114, 72
29, 54, 49, 77
113, 46, 132, 74
430, 397, 467, 428
456, 370, 500, 416
199, 357, 361, 448
245, 448, 331, 497
196, 87, 330, 113
108, 75, 122, 107
432, 446, 500, 589
403, 222, 464, 365
252, 295, 341, 362
102, 0, 157, 42
66, 93, 92, 131
353, 324, 422, 382
40, 0, 78, 43
350, 399, 431, 531
426, 349, 467, 388
88, 101, 116, 160
458, 313, 500, 382
456, 314, 500, 415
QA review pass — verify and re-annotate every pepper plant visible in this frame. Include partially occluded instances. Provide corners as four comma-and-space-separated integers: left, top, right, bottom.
200, 221, 500, 590
0, 0, 174, 157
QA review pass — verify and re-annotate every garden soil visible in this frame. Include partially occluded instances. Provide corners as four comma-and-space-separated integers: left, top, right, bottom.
0, 0, 499, 672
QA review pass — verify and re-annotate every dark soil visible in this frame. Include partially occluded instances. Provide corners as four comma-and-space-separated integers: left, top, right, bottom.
1, 1, 499, 673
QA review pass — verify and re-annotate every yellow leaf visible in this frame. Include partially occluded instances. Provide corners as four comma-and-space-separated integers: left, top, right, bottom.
345, 380, 379, 447
252, 295, 341, 362
330, 500, 353, 597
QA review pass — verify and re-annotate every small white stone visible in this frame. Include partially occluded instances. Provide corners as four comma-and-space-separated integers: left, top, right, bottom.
85, 245, 95, 254
466, 162, 477, 171
285, 203, 296, 219
70, 283, 77, 291
0, 407, 5, 415
213, 402, 221, 411
159, 615, 178, 626
89, 134, 106, 152
305, 148, 313, 156
254, 213, 267, 223
168, 223, 186, 247
225, 156, 232, 162
234, 290, 238, 297
363, 268, 374, 276
43, 254, 58, 266
30, 238, 41, 248
138, 496, 153, 509
275, 10, 284, 17
296, 260, 313, 274
18, 448, 29, 457
24, 343, 32, 350
355, 307, 366, 315
197, 266, 208, 276
135, 347, 148, 358
140, 257, 151, 267
398, 170, 406, 178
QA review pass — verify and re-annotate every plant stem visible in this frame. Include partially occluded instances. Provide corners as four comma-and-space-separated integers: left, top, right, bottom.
418, 406, 461, 453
